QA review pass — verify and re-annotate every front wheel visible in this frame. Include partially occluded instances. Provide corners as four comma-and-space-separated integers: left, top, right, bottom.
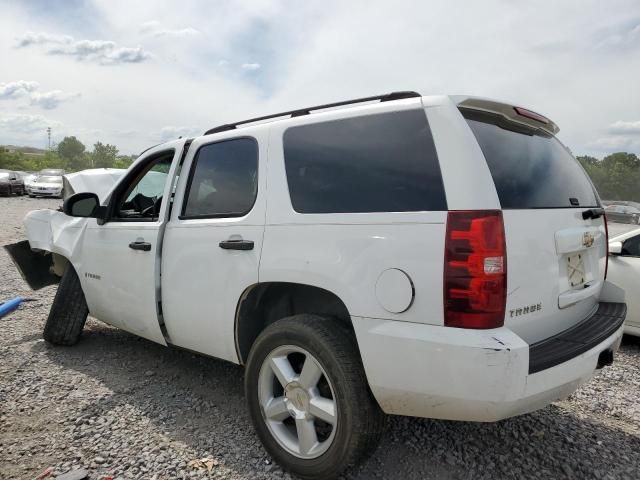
43, 263, 89, 345
245, 315, 385, 480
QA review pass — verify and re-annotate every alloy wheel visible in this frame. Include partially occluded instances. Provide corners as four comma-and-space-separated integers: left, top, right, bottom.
258, 345, 337, 459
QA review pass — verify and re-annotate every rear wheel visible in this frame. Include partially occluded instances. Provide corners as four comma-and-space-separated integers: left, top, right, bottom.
245, 315, 385, 480
43, 264, 89, 345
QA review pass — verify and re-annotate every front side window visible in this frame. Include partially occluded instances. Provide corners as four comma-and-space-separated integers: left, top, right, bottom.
182, 138, 258, 218
283, 109, 447, 213
114, 151, 173, 220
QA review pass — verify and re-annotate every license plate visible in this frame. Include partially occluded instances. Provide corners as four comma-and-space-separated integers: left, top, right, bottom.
567, 253, 585, 287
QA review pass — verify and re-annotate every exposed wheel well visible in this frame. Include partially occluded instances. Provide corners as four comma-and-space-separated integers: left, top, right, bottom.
235, 282, 352, 364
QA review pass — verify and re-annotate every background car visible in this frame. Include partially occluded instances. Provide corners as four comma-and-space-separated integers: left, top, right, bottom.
28, 174, 63, 198
0, 169, 25, 196
39, 168, 66, 176
21, 172, 38, 194
608, 227, 640, 336
605, 204, 640, 224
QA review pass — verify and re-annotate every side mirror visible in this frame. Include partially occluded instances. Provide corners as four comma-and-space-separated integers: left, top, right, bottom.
63, 192, 105, 220
608, 241, 623, 256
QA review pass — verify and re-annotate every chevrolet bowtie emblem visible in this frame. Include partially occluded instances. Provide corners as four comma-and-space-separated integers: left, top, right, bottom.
582, 232, 595, 248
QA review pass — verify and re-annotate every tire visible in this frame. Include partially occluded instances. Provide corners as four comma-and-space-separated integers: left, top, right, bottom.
245, 315, 385, 480
43, 264, 89, 345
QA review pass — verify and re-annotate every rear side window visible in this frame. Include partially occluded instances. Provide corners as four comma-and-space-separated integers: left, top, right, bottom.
283, 109, 447, 213
463, 109, 598, 209
182, 138, 258, 218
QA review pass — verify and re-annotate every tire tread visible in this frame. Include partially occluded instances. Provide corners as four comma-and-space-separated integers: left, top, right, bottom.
43, 264, 89, 345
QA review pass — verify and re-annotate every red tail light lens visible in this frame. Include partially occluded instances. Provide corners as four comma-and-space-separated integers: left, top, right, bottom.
444, 210, 506, 329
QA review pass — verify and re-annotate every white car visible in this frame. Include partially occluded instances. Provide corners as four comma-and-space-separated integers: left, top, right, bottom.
28, 174, 63, 197
608, 227, 640, 336
9, 92, 626, 479
22, 173, 38, 193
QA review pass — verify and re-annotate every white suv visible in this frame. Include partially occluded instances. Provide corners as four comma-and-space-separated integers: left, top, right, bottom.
12, 92, 626, 479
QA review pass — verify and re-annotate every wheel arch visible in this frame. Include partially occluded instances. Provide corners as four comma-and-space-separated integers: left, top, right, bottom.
235, 282, 353, 365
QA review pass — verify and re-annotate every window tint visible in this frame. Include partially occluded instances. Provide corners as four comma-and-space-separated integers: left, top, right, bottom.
463, 110, 599, 209
283, 109, 447, 213
182, 138, 258, 218
622, 235, 640, 257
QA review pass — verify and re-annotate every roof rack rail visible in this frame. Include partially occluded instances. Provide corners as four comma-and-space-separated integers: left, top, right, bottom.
204, 90, 421, 135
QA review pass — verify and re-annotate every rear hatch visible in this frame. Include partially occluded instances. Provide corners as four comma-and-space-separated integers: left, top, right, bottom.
460, 102, 607, 344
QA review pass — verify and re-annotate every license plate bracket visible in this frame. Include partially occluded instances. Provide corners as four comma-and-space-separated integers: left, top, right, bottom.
567, 252, 585, 288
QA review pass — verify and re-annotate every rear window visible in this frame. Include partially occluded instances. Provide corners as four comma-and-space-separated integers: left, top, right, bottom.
283, 109, 447, 213
463, 109, 599, 209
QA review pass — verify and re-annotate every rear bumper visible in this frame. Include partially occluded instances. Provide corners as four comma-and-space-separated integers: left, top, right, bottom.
353, 302, 626, 422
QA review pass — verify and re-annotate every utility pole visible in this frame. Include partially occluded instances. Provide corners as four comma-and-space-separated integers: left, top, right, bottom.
46, 127, 51, 150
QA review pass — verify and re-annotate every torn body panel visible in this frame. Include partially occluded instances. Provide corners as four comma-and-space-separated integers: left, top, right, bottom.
5, 209, 90, 290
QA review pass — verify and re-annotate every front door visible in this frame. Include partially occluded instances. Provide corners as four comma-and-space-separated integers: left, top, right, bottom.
80, 142, 184, 344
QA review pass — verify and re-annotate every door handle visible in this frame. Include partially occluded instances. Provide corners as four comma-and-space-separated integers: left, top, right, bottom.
219, 239, 254, 251
129, 241, 152, 251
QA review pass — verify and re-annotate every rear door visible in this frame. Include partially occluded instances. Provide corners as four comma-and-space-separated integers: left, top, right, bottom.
462, 108, 606, 344
160, 131, 267, 363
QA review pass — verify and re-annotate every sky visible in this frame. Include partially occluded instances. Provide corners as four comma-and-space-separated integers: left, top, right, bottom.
0, 0, 639, 157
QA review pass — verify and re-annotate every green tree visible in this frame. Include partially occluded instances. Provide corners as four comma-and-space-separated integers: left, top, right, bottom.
90, 142, 118, 168
113, 155, 134, 169
57, 136, 88, 171
577, 152, 640, 202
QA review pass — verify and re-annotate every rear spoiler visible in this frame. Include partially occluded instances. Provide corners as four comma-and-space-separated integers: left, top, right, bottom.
452, 96, 560, 135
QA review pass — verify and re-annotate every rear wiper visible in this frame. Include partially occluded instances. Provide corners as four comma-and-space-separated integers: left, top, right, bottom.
582, 208, 605, 220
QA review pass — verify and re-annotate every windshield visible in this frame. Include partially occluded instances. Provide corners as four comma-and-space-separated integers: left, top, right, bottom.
37, 176, 62, 184
0, 172, 9, 180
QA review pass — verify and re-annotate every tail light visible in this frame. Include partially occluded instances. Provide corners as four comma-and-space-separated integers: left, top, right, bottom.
604, 212, 609, 280
444, 210, 506, 329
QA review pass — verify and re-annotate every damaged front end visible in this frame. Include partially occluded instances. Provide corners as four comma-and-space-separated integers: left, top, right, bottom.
4, 209, 89, 290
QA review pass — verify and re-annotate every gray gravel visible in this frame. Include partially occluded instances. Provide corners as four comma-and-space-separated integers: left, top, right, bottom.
1, 195, 639, 480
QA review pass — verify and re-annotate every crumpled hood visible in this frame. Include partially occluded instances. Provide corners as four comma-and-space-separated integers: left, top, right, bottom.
63, 168, 125, 201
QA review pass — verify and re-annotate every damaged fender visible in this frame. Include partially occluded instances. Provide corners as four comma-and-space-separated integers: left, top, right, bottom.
4, 209, 91, 290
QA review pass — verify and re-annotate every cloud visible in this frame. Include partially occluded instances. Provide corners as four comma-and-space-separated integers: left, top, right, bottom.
0, 113, 61, 134
608, 120, 640, 135
16, 31, 152, 65
30, 90, 80, 110
15, 31, 72, 47
159, 126, 202, 141
586, 136, 640, 153
140, 20, 200, 37
0, 80, 39, 99
593, 20, 640, 50
241, 63, 261, 71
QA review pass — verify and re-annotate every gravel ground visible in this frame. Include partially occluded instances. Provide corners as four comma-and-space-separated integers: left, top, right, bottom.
1, 196, 639, 480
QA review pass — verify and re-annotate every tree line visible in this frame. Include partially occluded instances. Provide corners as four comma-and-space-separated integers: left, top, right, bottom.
0, 136, 135, 173
577, 152, 640, 202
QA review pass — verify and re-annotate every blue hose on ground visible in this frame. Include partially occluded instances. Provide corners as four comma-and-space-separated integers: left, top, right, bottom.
0, 296, 24, 318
